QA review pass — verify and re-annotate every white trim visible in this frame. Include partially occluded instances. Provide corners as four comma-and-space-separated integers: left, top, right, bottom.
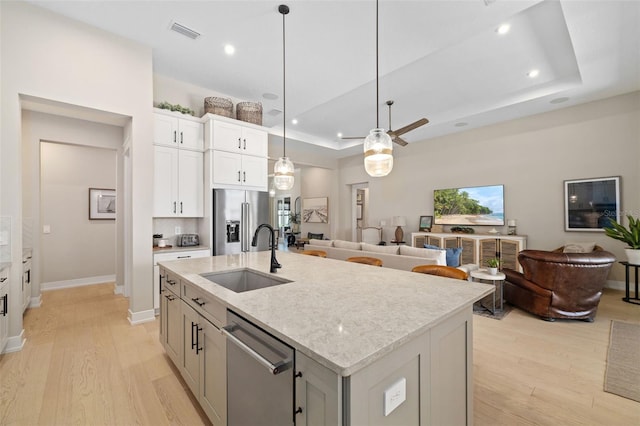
3, 329, 26, 354
114, 285, 125, 295
605, 280, 625, 291
128, 308, 156, 325
41, 274, 115, 291
29, 295, 42, 308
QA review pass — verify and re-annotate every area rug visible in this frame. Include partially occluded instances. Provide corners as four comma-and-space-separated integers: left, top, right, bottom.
604, 321, 640, 402
472, 302, 513, 320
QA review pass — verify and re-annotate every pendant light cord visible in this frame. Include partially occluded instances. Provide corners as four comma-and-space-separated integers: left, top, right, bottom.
282, 6, 287, 158
376, 0, 380, 128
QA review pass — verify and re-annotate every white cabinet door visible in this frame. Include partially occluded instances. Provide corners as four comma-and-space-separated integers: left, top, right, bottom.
178, 119, 204, 151
178, 150, 204, 217
0, 273, 9, 354
240, 127, 268, 157
153, 146, 179, 217
212, 151, 243, 187
164, 289, 183, 367
154, 114, 178, 147
241, 155, 268, 190
212, 121, 243, 153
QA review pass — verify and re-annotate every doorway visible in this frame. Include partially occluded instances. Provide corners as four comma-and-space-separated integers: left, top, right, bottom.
351, 183, 369, 242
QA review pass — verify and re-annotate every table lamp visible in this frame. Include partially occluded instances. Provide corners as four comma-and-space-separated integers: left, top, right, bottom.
392, 216, 406, 242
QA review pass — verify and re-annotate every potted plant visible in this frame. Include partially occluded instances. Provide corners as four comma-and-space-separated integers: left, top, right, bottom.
604, 215, 640, 265
485, 257, 500, 275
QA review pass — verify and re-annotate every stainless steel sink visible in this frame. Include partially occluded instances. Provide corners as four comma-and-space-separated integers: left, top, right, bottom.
201, 268, 292, 293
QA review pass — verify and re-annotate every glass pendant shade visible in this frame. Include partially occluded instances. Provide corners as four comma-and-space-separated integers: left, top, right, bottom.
363, 128, 393, 177
274, 156, 294, 190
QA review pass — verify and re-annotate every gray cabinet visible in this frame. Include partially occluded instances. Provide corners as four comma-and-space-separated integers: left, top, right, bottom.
0, 267, 9, 354
159, 270, 183, 367
295, 352, 341, 425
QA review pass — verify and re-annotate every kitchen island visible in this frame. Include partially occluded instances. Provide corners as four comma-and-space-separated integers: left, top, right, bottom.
159, 251, 493, 426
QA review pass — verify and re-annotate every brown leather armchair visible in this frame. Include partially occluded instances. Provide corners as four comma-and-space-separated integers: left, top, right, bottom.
503, 247, 616, 321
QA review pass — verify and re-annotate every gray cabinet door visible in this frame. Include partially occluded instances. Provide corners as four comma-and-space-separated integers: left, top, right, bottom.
200, 318, 226, 426
295, 352, 341, 426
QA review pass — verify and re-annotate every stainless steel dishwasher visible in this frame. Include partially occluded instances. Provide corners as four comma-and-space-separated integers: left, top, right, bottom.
222, 310, 295, 426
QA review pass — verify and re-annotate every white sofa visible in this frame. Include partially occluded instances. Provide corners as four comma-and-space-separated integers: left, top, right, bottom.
304, 239, 447, 271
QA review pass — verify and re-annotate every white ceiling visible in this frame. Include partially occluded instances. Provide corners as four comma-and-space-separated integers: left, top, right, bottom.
27, 0, 640, 158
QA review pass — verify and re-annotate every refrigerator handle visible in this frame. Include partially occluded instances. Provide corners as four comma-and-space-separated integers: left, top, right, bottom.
241, 202, 250, 252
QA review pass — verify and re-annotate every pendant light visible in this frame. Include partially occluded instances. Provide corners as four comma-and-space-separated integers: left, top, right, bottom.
274, 4, 295, 191
363, 0, 393, 177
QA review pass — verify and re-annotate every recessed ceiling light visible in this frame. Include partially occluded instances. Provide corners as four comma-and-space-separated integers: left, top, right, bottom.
337, 132, 343, 138
528, 69, 540, 78
550, 97, 570, 104
291, 119, 298, 125
455, 122, 468, 127
262, 93, 279, 100
496, 24, 510, 35
224, 44, 235, 55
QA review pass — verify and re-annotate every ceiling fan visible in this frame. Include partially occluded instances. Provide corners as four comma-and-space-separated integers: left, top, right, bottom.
342, 100, 429, 146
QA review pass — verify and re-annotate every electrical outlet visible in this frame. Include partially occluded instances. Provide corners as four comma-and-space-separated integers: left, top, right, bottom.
383, 377, 406, 416
175, 226, 181, 235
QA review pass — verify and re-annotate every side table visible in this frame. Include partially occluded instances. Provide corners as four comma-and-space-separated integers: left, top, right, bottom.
620, 261, 640, 305
470, 269, 506, 314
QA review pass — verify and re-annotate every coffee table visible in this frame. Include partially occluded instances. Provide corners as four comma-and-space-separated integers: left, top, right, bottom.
470, 269, 506, 314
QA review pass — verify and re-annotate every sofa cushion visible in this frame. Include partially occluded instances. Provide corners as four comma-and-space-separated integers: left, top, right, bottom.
310, 239, 333, 247
424, 244, 462, 267
563, 242, 596, 253
333, 240, 361, 250
307, 232, 324, 240
362, 243, 399, 255
400, 245, 437, 258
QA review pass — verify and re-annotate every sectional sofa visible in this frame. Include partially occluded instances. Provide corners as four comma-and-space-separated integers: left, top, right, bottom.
303, 239, 447, 271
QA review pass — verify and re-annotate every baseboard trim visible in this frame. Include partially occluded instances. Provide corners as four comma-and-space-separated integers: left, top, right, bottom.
114, 285, 124, 295
605, 280, 625, 291
128, 308, 156, 325
29, 295, 42, 308
3, 329, 26, 354
41, 274, 116, 291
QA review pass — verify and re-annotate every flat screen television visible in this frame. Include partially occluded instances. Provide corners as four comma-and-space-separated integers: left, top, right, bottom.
434, 184, 504, 226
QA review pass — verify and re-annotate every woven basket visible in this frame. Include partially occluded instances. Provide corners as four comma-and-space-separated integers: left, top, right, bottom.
236, 102, 263, 125
204, 97, 233, 118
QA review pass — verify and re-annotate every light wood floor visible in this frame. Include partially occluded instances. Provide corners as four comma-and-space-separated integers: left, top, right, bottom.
1, 284, 638, 425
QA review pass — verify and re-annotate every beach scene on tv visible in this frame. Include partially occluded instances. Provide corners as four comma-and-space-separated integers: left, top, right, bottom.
434, 185, 504, 226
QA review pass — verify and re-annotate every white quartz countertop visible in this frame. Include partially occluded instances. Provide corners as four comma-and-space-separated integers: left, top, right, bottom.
160, 251, 494, 376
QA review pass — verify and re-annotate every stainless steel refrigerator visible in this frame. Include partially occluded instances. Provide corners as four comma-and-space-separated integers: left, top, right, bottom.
212, 189, 270, 255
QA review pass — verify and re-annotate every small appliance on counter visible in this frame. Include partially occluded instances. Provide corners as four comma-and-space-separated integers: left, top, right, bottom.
177, 233, 200, 247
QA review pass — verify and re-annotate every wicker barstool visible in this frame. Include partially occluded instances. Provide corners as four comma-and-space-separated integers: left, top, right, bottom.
300, 250, 327, 258
346, 256, 383, 267
411, 265, 468, 280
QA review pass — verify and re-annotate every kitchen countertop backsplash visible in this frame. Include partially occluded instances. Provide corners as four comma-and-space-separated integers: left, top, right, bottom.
153, 217, 200, 248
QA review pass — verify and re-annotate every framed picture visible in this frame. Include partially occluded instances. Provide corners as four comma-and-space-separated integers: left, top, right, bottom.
302, 197, 328, 223
419, 215, 433, 232
564, 176, 620, 232
89, 188, 116, 220
356, 204, 363, 220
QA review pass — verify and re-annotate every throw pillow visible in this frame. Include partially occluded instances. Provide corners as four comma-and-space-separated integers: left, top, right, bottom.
424, 244, 441, 250
361, 243, 400, 255
307, 232, 324, 240
333, 240, 361, 250
310, 239, 333, 247
445, 247, 463, 267
400, 245, 447, 265
563, 242, 596, 253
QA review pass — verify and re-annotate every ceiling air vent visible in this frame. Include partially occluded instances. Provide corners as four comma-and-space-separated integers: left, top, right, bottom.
267, 109, 283, 117
170, 21, 201, 40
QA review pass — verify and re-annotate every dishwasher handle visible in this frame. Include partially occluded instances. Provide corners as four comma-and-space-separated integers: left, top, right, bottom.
221, 324, 291, 375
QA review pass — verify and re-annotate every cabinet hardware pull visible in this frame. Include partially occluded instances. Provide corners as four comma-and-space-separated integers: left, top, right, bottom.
243, 171, 246, 182
1, 294, 7, 316
243, 138, 246, 150
180, 131, 183, 144
191, 321, 197, 350
295, 371, 303, 378
196, 325, 203, 354
237, 171, 241, 182
167, 279, 176, 285
192, 297, 205, 307
180, 202, 183, 214
173, 202, 177, 213
295, 407, 303, 415
0, 277, 6, 283
173, 130, 177, 143
22, 260, 27, 264
238, 137, 241, 149
177, 256, 191, 259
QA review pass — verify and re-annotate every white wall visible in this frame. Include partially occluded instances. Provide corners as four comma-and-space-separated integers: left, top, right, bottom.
299, 167, 339, 239
39, 142, 116, 284
338, 92, 640, 282
1, 1, 154, 344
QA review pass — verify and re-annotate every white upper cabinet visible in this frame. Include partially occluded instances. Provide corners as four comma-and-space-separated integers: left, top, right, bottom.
154, 111, 204, 151
210, 120, 268, 157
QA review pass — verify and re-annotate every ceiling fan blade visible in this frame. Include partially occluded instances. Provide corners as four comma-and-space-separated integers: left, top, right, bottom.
341, 136, 366, 140
393, 118, 429, 136
390, 134, 408, 146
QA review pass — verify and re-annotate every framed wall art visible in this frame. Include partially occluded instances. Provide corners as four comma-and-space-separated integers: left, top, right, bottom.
419, 215, 433, 232
302, 197, 328, 223
564, 176, 620, 231
89, 188, 116, 220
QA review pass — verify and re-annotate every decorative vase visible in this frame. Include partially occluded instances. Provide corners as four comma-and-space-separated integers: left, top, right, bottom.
625, 248, 640, 265
488, 267, 498, 275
